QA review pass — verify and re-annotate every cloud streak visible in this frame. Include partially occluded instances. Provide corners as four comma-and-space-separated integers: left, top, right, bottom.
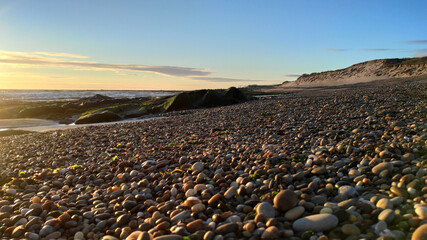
404, 40, 427, 45
362, 48, 391, 51
34, 52, 88, 59
191, 77, 262, 82
323, 48, 347, 52
414, 49, 427, 57
0, 51, 211, 77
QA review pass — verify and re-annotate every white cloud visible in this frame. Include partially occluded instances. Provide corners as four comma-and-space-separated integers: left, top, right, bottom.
0, 51, 211, 77
404, 40, 427, 45
414, 49, 427, 57
191, 76, 262, 82
323, 48, 347, 52
34, 52, 88, 59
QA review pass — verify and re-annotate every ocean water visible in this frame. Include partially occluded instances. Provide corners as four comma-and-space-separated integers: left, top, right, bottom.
0, 90, 176, 101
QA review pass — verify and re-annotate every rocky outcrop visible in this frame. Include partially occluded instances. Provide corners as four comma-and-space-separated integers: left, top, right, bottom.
284, 57, 427, 86
159, 87, 247, 112
75, 110, 122, 124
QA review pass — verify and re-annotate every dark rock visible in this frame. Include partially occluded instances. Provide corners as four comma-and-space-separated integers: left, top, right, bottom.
75, 110, 122, 124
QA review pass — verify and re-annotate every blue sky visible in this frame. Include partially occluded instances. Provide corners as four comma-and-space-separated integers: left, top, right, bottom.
0, 0, 426, 90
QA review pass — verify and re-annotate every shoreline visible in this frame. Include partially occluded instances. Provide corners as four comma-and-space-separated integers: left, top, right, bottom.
0, 116, 166, 133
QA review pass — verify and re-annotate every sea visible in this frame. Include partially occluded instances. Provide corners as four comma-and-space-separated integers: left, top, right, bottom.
0, 90, 175, 132
0, 90, 176, 102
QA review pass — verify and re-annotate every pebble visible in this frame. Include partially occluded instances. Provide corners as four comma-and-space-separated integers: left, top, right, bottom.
415, 206, 427, 220
74, 232, 84, 240
117, 214, 132, 227
192, 162, 204, 172
257, 202, 276, 219
187, 219, 204, 233
376, 198, 393, 209
153, 235, 182, 240
261, 226, 280, 239
378, 209, 395, 223
372, 162, 393, 175
273, 189, 298, 212
224, 186, 237, 199
285, 206, 305, 221
342, 224, 360, 235
411, 224, 427, 240
338, 185, 357, 197
292, 214, 338, 232
215, 222, 238, 235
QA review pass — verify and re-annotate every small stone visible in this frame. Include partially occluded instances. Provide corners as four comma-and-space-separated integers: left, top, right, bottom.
192, 203, 206, 213
412, 224, 427, 240
376, 198, 393, 209
285, 206, 305, 221
374, 221, 387, 235
153, 234, 184, 240
243, 222, 256, 232
224, 186, 237, 199
257, 202, 276, 219
123, 200, 137, 210
138, 232, 152, 240
25, 232, 40, 240
215, 222, 238, 235
208, 193, 222, 205
192, 162, 204, 172
11, 226, 25, 238
338, 185, 357, 197
156, 221, 170, 231
320, 207, 333, 214
39, 225, 55, 237
130, 170, 139, 177
390, 186, 408, 198
415, 206, 427, 220
292, 214, 338, 232
83, 211, 94, 219
125, 231, 143, 240
378, 209, 395, 223
45, 231, 61, 239
0, 200, 10, 207
101, 236, 120, 240
32, 196, 41, 203
311, 167, 327, 175
74, 232, 85, 240
171, 210, 190, 222
401, 153, 414, 162
185, 189, 197, 197
261, 226, 279, 239
372, 162, 393, 175
342, 224, 360, 235
187, 219, 204, 233
117, 214, 132, 227
6, 188, 16, 195
59, 212, 71, 223
273, 189, 298, 212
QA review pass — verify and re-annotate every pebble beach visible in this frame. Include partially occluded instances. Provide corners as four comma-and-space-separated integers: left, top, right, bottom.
0, 79, 426, 240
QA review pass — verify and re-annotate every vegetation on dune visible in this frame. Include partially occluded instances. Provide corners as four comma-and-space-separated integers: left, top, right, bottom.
384, 56, 427, 66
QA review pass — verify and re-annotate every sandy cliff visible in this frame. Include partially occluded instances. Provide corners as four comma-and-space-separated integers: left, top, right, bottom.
284, 57, 427, 86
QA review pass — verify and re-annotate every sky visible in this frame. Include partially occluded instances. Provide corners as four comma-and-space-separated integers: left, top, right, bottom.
0, 0, 426, 90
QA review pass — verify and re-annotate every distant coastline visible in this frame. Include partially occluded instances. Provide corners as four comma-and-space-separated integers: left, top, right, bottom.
0, 90, 177, 102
